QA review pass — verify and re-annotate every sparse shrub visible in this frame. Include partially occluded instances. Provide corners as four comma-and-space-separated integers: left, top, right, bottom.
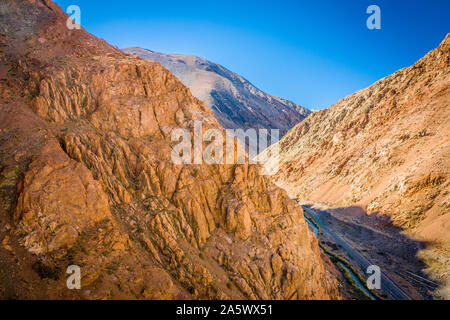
417, 129, 431, 138
106, 262, 119, 274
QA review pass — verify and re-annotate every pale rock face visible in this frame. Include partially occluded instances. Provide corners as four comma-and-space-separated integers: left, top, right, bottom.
263, 34, 450, 298
122, 47, 312, 153
0, 0, 340, 300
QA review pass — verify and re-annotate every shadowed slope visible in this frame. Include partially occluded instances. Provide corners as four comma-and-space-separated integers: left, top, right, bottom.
263, 34, 450, 298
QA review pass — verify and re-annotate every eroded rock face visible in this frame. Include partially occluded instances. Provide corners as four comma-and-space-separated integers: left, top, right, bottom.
263, 34, 450, 298
0, 0, 339, 299
15, 139, 111, 255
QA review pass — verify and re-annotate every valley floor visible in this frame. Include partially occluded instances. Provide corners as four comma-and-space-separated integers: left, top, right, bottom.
301, 203, 440, 300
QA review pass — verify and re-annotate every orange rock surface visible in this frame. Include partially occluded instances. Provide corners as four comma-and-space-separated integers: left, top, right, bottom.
0, 0, 339, 300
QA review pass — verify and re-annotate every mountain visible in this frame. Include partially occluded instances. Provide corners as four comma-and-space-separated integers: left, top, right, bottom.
262, 34, 450, 298
0, 0, 339, 299
122, 48, 311, 153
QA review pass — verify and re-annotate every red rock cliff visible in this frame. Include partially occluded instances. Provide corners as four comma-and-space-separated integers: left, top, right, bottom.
0, 0, 339, 299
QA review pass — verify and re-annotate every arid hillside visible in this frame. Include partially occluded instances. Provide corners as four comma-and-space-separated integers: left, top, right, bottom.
0, 0, 340, 299
263, 34, 450, 298
123, 47, 311, 153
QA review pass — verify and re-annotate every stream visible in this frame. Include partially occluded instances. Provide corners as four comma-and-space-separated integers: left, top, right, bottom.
304, 215, 377, 300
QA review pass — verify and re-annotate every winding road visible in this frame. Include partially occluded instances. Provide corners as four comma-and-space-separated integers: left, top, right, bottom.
302, 206, 413, 300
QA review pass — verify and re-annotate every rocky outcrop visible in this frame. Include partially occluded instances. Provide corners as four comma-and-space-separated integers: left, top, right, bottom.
123, 48, 311, 153
15, 139, 112, 255
0, 0, 339, 299
263, 34, 450, 298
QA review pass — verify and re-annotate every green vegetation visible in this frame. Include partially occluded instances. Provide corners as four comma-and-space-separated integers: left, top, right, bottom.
306, 212, 384, 300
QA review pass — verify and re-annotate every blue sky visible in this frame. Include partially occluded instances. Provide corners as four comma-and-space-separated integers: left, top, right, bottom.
54, 0, 449, 110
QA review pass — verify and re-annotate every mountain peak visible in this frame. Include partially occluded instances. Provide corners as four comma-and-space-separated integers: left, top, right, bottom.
264, 33, 450, 298
123, 47, 311, 153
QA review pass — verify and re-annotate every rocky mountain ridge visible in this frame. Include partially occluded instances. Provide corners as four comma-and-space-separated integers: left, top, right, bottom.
263, 34, 450, 298
123, 47, 311, 153
0, 0, 339, 299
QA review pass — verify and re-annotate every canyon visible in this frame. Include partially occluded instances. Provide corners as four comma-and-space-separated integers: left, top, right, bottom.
263, 34, 450, 299
0, 0, 448, 301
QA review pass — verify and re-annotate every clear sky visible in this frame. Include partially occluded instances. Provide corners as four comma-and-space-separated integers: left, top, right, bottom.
54, 0, 449, 110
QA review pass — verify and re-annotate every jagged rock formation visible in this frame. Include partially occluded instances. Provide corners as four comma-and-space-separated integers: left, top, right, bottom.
123, 48, 311, 153
0, 0, 339, 299
263, 35, 450, 298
